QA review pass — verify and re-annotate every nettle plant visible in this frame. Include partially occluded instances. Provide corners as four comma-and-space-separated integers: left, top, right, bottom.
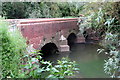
48, 57, 79, 78
19, 52, 52, 78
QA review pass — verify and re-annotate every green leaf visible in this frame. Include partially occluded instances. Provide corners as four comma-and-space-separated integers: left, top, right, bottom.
55, 65, 62, 68
24, 65, 30, 69
51, 67, 59, 72
74, 68, 80, 71
47, 75, 56, 78
36, 68, 43, 73
31, 58, 37, 62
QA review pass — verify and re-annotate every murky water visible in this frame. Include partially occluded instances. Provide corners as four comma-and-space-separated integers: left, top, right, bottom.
44, 43, 109, 78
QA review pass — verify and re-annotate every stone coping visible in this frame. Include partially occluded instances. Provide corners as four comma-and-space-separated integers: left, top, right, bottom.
5, 18, 79, 24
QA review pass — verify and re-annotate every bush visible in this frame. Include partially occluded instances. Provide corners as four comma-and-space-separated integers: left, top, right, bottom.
81, 2, 120, 25
2, 2, 28, 19
0, 17, 26, 78
97, 32, 120, 78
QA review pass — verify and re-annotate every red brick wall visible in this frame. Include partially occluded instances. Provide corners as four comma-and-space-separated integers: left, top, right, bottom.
8, 18, 79, 49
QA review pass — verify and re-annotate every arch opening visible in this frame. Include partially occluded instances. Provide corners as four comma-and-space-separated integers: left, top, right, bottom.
83, 30, 88, 42
40, 43, 59, 57
67, 33, 77, 46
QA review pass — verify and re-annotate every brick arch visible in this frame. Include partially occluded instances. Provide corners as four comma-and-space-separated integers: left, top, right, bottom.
38, 36, 58, 48
67, 32, 77, 46
40, 42, 59, 57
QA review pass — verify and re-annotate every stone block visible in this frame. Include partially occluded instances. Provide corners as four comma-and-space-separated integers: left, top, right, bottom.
59, 40, 68, 45
76, 36, 85, 43
59, 45, 70, 52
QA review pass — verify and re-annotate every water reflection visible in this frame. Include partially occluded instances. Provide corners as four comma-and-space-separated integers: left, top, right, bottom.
44, 43, 109, 78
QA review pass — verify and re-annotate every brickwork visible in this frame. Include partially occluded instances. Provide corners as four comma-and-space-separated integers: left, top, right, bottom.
7, 18, 85, 52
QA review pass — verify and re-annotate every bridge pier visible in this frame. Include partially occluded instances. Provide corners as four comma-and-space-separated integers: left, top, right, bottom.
76, 35, 85, 43
59, 35, 70, 52
59, 45, 69, 52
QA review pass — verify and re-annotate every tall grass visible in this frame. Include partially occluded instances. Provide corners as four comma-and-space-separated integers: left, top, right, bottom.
0, 17, 27, 78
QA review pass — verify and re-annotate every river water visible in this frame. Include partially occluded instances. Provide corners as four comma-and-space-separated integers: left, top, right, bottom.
44, 43, 110, 78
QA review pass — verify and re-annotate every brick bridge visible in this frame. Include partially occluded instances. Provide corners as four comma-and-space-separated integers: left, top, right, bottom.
7, 18, 85, 54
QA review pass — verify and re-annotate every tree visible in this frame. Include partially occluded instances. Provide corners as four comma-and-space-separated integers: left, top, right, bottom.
2, 2, 28, 19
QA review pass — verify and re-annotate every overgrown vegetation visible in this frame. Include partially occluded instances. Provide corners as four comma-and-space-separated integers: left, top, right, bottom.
0, 17, 27, 78
79, 2, 120, 78
98, 33, 120, 78
20, 54, 79, 78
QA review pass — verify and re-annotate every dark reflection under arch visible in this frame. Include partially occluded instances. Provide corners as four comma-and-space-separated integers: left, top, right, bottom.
40, 43, 59, 58
67, 33, 77, 47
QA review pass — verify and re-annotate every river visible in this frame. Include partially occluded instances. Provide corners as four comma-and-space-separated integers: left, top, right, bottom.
44, 43, 109, 78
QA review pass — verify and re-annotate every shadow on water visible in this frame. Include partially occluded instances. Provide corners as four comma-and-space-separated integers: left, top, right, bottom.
44, 43, 109, 78
40, 43, 59, 59
67, 33, 77, 46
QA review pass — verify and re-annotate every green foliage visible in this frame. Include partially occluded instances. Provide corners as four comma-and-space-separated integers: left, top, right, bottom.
0, 17, 27, 78
81, 2, 120, 27
96, 16, 120, 78
98, 33, 120, 78
2, 2, 83, 19
78, 8, 106, 37
48, 57, 79, 78
2, 2, 28, 19
87, 7, 116, 32
104, 2, 120, 25
20, 53, 79, 78
80, 2, 120, 78
92, 8, 120, 78
79, 5, 119, 39
19, 52, 52, 78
